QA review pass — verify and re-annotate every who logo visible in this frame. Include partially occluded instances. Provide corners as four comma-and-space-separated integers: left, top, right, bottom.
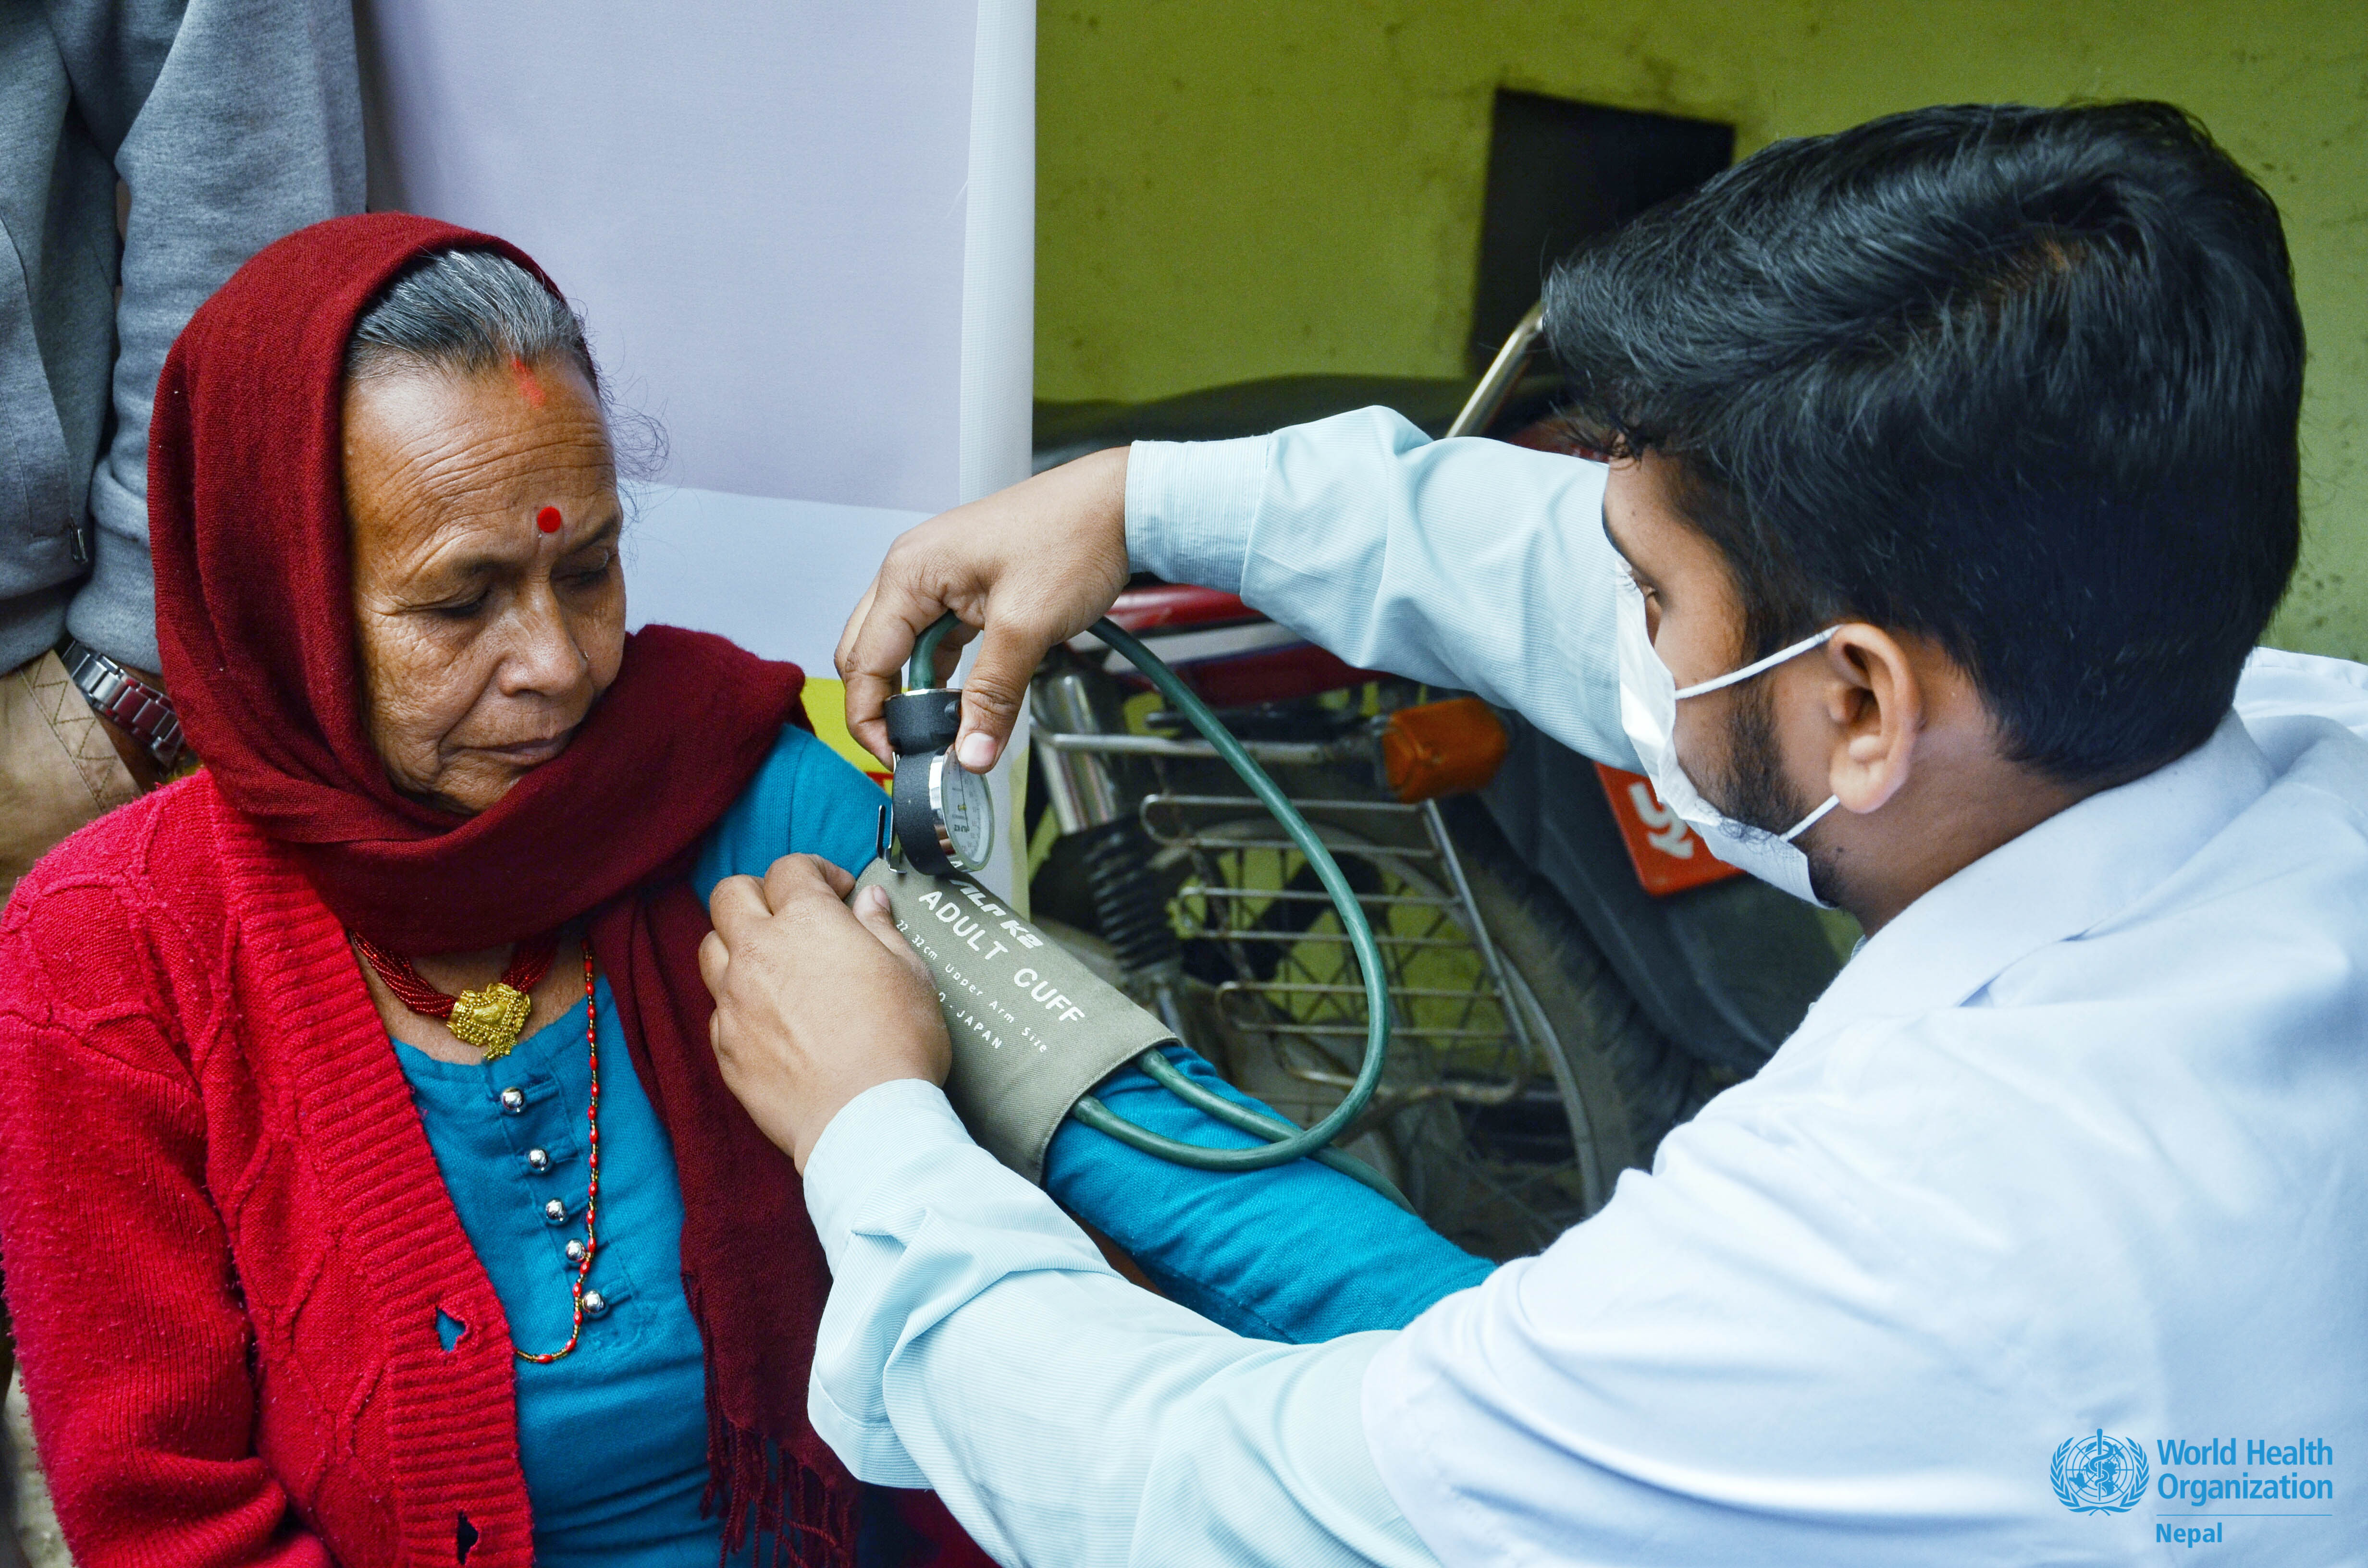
2051, 1430, 2149, 1513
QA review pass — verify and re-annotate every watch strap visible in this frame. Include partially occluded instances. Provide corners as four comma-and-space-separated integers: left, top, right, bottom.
57, 638, 184, 769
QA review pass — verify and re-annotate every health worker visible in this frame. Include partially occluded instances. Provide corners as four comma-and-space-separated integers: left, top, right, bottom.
698, 102, 2367, 1567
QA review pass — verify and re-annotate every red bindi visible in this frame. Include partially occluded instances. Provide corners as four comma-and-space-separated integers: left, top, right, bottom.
536, 506, 563, 534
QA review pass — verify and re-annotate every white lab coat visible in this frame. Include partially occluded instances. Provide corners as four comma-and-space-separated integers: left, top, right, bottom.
806, 412, 2368, 1567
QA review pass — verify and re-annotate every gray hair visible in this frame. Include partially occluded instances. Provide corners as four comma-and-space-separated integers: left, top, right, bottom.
344, 247, 664, 476
345, 248, 595, 387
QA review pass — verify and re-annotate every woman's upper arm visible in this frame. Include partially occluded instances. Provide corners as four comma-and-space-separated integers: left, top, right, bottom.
786, 726, 892, 875
694, 725, 887, 903
0, 888, 331, 1567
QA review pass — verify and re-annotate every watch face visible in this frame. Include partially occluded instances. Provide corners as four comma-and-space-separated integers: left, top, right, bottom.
928, 750, 995, 871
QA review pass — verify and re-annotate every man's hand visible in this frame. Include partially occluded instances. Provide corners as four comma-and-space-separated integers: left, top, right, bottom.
700, 855, 952, 1171
836, 446, 1132, 772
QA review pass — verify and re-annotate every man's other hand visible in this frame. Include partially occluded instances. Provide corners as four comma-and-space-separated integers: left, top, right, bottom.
836, 446, 1132, 774
700, 854, 952, 1171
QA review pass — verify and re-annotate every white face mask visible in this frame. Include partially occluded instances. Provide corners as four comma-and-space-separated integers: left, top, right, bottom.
1613, 569, 1840, 906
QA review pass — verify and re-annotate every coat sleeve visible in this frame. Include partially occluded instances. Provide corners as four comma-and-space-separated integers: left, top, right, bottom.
0, 876, 332, 1567
1124, 409, 1640, 772
806, 1080, 1439, 1568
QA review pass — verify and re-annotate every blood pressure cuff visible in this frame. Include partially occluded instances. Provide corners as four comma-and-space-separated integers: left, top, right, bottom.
855, 861, 1173, 1185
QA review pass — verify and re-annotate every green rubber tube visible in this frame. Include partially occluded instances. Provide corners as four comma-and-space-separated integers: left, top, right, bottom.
1119, 1047, 1412, 1210
905, 610, 1397, 1180
1065, 615, 1394, 1175
909, 612, 959, 691
900, 615, 1382, 1179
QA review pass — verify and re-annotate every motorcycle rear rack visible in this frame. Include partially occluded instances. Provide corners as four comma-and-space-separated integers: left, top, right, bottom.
1144, 790, 1542, 1116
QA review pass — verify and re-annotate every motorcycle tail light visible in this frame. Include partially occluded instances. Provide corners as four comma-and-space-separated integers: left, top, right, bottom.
1383, 697, 1510, 803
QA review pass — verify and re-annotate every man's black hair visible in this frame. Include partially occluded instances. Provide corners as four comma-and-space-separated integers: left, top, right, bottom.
1547, 101, 2304, 783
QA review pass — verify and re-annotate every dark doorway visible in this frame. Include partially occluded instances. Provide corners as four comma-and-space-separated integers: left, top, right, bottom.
1470, 91, 1734, 370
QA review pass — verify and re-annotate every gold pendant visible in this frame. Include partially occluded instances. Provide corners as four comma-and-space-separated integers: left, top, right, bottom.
449, 981, 534, 1059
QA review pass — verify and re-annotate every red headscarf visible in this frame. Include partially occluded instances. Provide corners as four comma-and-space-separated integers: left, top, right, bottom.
149, 213, 854, 1562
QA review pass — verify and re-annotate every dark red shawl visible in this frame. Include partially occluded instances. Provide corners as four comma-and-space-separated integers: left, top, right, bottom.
149, 213, 853, 1563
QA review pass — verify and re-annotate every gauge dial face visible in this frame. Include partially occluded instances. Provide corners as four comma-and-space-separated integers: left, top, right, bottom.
928, 751, 995, 871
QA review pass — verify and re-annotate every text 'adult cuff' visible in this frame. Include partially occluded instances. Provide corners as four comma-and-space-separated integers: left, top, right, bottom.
855, 861, 1174, 1184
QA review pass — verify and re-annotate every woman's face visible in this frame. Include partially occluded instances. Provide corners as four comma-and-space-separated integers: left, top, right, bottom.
343, 356, 626, 815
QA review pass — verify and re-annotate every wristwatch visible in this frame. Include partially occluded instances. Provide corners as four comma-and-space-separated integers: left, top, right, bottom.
57, 637, 185, 769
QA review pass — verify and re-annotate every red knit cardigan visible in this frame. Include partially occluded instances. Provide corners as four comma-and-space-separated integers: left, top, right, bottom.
0, 774, 568, 1567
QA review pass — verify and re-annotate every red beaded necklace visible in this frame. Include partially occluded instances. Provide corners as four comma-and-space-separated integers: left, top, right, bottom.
352, 930, 558, 1060
354, 934, 604, 1364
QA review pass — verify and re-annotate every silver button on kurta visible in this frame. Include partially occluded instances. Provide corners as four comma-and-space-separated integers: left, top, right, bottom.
564, 1238, 586, 1262
581, 1290, 608, 1317
526, 1147, 551, 1172
543, 1198, 566, 1222
500, 1087, 526, 1114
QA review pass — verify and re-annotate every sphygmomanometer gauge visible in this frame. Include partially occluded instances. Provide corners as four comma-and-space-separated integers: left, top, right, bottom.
921, 750, 993, 872
886, 685, 992, 876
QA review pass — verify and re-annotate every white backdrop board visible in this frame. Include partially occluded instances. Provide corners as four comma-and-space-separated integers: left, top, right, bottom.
357, 0, 1036, 894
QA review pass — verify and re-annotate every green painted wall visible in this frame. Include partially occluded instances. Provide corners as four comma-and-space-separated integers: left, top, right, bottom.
1037, 0, 2367, 659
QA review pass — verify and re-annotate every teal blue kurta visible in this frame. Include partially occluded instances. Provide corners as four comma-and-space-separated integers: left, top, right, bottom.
392, 725, 879, 1563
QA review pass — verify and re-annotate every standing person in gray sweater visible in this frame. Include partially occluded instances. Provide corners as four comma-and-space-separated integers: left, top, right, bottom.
0, 5, 360, 1561
0, 0, 362, 900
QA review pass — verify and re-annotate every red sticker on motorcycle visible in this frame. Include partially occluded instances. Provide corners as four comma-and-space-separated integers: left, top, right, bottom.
1593, 763, 1744, 896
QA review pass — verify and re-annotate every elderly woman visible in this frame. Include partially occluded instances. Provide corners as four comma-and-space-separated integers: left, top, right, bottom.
0, 213, 1480, 1568
0, 213, 970, 1568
